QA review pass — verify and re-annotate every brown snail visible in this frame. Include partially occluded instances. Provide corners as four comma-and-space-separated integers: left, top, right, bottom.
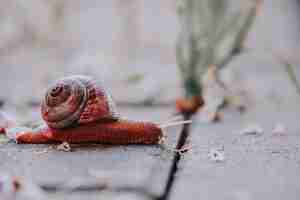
4, 75, 190, 144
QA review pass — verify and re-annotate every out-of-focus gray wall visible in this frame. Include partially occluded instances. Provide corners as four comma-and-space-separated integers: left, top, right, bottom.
0, 0, 179, 105
0, 0, 299, 107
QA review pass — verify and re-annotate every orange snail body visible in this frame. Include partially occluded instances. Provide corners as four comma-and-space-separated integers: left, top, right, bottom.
8, 76, 165, 144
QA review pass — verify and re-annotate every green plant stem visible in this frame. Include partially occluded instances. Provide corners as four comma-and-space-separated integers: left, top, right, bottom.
183, 77, 202, 99
284, 62, 300, 96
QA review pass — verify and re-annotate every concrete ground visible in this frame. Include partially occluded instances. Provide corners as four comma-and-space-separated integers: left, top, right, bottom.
0, 0, 300, 200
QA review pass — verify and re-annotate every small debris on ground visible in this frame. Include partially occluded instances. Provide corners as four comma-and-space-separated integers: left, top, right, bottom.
208, 147, 225, 162
57, 142, 72, 152
272, 123, 287, 136
0, 174, 46, 200
239, 123, 263, 136
175, 144, 192, 154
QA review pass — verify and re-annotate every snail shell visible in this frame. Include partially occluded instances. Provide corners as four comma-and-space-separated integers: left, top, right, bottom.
41, 75, 119, 129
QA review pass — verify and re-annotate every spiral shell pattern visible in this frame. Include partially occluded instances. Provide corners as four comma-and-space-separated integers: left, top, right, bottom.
41, 75, 119, 129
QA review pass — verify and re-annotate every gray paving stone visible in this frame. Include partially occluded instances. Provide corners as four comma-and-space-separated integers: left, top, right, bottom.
0, 106, 181, 199
170, 49, 300, 200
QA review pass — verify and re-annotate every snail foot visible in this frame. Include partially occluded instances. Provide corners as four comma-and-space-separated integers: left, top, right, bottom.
6, 126, 54, 144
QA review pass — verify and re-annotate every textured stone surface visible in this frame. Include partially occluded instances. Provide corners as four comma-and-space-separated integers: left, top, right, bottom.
0, 0, 300, 199
0, 106, 181, 199
170, 36, 300, 200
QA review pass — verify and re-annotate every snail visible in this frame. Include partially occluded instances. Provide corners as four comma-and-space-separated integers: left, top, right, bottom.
3, 76, 190, 144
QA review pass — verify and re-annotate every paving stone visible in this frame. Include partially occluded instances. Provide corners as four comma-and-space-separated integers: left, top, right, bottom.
0, 106, 181, 199
170, 43, 300, 200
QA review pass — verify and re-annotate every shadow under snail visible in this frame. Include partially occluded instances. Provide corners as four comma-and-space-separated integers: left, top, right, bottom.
1, 76, 190, 144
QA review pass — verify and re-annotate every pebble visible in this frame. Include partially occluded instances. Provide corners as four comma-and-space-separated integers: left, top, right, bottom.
208, 147, 225, 162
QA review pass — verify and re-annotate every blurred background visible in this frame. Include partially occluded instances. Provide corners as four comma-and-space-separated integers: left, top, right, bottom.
0, 0, 179, 106
0, 0, 299, 123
